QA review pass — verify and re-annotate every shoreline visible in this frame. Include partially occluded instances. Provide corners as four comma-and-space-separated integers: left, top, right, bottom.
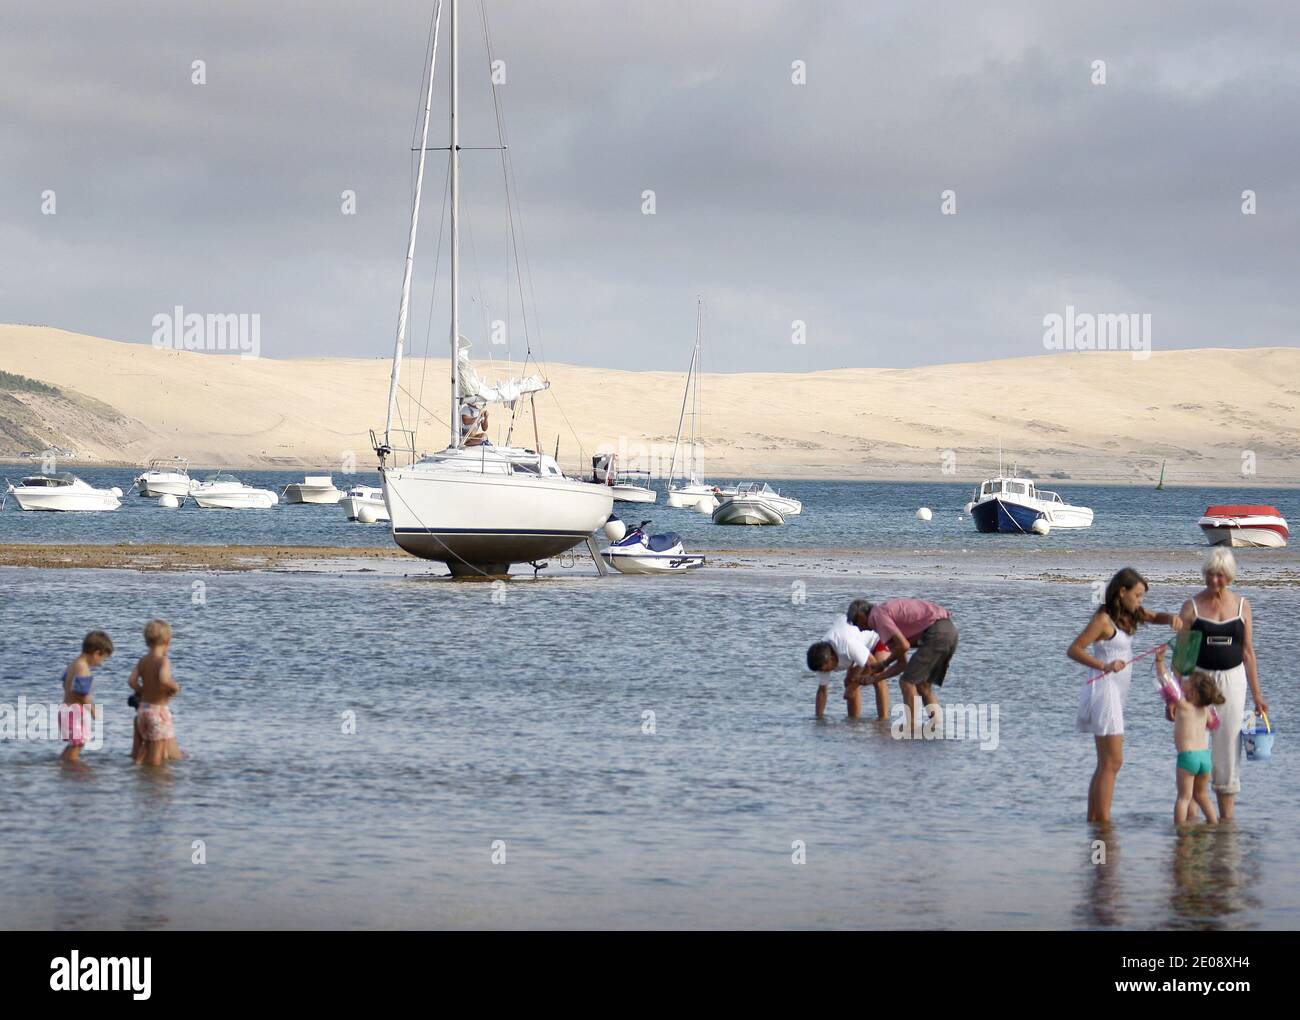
2, 458, 1297, 489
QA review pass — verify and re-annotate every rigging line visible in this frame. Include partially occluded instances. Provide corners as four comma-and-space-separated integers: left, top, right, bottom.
480, 0, 537, 372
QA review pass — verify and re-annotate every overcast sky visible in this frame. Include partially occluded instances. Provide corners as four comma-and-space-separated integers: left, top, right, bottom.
2, 0, 1297, 372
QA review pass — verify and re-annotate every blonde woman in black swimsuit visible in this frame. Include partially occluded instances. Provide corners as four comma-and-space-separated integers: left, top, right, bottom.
1176, 548, 1268, 821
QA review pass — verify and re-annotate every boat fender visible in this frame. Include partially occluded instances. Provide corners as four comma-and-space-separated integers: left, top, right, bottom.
1031, 518, 1051, 536
603, 516, 627, 541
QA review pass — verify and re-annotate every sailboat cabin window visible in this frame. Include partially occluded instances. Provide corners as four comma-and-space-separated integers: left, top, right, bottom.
1006, 482, 1027, 496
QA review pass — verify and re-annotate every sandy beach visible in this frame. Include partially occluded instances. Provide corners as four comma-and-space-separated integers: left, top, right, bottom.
2, 325, 1297, 484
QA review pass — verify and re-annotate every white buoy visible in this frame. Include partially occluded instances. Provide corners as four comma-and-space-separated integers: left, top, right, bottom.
110, 487, 124, 498
158, 493, 181, 509
357, 504, 382, 524
964, 501, 975, 514
916, 507, 932, 522
1031, 518, 1051, 536
695, 496, 717, 514
603, 517, 627, 541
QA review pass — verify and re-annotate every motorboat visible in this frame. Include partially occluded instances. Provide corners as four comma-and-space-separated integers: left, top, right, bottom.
371, 2, 612, 576
1198, 505, 1289, 548
133, 458, 195, 497
601, 519, 705, 574
969, 475, 1093, 534
190, 473, 279, 509
666, 481, 723, 509
283, 475, 343, 504
4, 473, 122, 512
711, 482, 787, 525
591, 455, 657, 504
339, 484, 389, 522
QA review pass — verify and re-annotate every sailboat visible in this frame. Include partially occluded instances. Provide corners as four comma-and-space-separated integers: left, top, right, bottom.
373, 0, 612, 576
1155, 460, 1166, 491
666, 300, 724, 509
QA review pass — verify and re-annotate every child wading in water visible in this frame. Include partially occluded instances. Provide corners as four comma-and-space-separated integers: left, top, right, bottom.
128, 620, 183, 766
60, 631, 114, 764
1068, 568, 1181, 823
1156, 648, 1225, 825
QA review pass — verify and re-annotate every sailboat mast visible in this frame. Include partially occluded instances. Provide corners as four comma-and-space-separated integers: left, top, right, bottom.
383, 0, 444, 462
693, 298, 702, 481
666, 331, 696, 488
449, 0, 461, 449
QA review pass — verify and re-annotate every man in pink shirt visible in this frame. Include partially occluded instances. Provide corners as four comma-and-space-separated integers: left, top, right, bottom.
848, 598, 958, 726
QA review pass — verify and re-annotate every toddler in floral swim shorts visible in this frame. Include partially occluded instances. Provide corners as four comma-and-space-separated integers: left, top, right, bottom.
1156, 648, 1224, 826
127, 620, 183, 766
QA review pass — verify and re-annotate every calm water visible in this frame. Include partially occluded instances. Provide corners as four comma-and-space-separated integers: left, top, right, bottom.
2, 468, 1297, 555
2, 542, 1297, 929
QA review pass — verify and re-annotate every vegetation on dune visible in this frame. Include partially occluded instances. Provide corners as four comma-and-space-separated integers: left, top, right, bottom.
0, 370, 61, 396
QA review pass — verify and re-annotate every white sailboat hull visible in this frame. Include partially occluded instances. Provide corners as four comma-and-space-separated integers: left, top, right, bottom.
384, 466, 614, 574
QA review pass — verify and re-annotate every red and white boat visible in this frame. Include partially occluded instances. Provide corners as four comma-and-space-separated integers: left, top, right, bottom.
1198, 505, 1290, 548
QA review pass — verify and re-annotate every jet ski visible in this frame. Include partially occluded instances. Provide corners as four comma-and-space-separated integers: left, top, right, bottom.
601, 518, 705, 574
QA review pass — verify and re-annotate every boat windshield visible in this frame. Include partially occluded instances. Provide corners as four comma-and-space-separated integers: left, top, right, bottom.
203, 473, 242, 484
21, 473, 75, 487
1005, 481, 1029, 496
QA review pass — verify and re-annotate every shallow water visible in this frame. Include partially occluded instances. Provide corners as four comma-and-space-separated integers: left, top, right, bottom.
1, 549, 1296, 929
3, 470, 1296, 556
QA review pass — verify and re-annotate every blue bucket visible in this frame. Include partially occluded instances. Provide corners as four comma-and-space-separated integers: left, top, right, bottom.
1242, 713, 1274, 762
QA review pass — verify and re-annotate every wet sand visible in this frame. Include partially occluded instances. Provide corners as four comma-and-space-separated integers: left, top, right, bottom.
0, 543, 407, 572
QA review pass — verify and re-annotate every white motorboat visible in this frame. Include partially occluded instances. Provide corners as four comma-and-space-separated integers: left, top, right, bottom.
969, 475, 1093, 533
283, 475, 343, 504
5, 473, 122, 512
711, 482, 787, 526
190, 473, 279, 509
339, 484, 389, 522
1198, 505, 1289, 548
372, 3, 613, 576
601, 519, 705, 574
666, 481, 723, 509
591, 455, 657, 504
134, 458, 195, 497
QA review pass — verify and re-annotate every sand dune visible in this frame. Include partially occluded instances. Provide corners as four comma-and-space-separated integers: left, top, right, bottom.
1, 324, 1297, 485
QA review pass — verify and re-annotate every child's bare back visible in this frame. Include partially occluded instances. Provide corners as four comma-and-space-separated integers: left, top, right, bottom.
128, 620, 182, 766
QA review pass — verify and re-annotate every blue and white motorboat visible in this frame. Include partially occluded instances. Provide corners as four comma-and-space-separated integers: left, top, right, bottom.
601, 518, 705, 574
968, 475, 1093, 534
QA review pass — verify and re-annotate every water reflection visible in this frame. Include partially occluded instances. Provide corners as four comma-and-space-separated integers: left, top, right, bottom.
1167, 824, 1260, 930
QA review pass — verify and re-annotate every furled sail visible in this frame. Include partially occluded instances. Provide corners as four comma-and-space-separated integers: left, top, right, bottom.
456, 337, 548, 406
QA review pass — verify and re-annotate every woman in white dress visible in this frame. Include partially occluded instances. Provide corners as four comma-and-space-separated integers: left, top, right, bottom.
1068, 567, 1183, 823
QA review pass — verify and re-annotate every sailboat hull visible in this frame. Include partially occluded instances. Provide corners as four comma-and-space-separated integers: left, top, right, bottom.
384, 467, 613, 575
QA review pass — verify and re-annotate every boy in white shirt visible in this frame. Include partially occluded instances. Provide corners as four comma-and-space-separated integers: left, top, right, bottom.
805, 614, 889, 719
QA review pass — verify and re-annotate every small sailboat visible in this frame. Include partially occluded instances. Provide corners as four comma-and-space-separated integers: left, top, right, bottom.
372, 0, 612, 575
5, 473, 122, 512
666, 300, 722, 509
1155, 460, 1166, 491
